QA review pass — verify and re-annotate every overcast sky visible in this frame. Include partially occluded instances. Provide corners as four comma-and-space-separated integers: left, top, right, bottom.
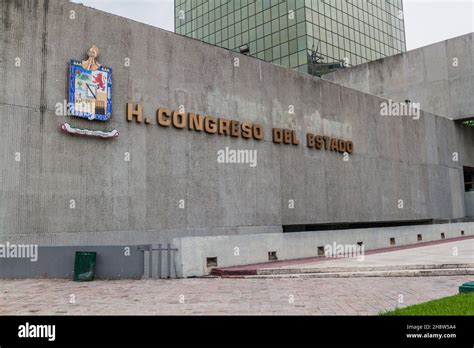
71, 0, 473, 51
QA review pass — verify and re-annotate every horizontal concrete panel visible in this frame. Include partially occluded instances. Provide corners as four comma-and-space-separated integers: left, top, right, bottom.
174, 222, 474, 278
0, 245, 144, 279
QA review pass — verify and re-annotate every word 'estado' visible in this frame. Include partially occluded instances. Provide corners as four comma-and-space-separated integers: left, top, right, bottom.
127, 103, 264, 141
306, 133, 354, 154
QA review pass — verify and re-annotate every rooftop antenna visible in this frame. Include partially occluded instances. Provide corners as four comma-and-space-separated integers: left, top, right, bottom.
308, 41, 324, 65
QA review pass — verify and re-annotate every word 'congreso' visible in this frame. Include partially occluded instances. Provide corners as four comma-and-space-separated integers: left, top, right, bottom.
126, 103, 354, 154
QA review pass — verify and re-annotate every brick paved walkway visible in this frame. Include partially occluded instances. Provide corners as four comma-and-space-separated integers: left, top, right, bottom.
0, 276, 470, 315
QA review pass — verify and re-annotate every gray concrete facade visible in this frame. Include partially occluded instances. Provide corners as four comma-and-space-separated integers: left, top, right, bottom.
0, 1, 473, 278
323, 33, 474, 121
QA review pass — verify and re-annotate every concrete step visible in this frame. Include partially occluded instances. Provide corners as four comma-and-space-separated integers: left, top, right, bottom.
235, 268, 474, 279
210, 236, 474, 277
256, 263, 474, 275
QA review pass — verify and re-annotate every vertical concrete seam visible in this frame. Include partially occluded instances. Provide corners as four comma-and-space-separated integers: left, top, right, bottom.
39, 0, 48, 121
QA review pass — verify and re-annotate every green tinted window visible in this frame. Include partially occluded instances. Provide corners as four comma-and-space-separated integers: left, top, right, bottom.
175, 0, 406, 71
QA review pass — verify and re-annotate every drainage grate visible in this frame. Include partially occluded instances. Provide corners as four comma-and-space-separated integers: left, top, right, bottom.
206, 257, 218, 267
268, 251, 278, 261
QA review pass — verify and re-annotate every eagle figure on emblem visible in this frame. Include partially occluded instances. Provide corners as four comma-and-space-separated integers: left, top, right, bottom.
81, 45, 101, 71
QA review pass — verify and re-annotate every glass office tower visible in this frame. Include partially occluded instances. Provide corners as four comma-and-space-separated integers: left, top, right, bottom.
175, 0, 406, 76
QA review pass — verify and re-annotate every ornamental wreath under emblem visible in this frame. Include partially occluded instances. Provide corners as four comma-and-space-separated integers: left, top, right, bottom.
60, 45, 118, 139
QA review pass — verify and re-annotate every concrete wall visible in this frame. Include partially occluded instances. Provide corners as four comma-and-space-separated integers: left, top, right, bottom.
466, 192, 474, 217
174, 222, 474, 277
0, 0, 473, 253
0, 245, 144, 279
323, 33, 474, 121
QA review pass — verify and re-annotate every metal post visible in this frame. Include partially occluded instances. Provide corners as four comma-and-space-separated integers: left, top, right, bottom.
157, 243, 162, 279
167, 243, 171, 278
148, 244, 153, 279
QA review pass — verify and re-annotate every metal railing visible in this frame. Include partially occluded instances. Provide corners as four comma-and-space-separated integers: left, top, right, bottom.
138, 244, 178, 279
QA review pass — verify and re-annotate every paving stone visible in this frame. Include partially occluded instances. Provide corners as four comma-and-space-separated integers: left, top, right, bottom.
0, 276, 471, 315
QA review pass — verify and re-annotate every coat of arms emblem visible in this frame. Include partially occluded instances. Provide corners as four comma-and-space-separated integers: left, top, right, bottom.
61, 45, 118, 138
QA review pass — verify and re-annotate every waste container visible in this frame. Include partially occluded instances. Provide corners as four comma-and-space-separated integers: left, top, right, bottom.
459, 281, 474, 293
73, 251, 97, 281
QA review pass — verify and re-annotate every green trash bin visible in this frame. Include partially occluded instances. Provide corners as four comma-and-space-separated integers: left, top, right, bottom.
74, 251, 97, 281
459, 281, 474, 293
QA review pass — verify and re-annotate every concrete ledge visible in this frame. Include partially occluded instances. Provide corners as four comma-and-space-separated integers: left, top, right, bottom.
239, 268, 474, 279
173, 222, 474, 278
257, 263, 474, 275
0, 226, 282, 246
